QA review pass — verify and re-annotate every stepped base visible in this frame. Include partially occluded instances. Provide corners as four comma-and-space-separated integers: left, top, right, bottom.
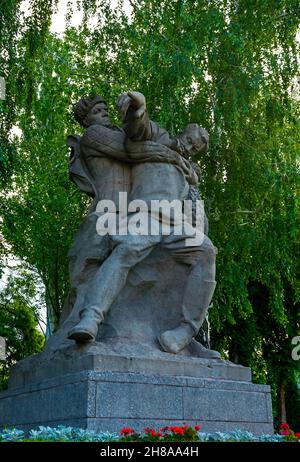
0, 351, 273, 435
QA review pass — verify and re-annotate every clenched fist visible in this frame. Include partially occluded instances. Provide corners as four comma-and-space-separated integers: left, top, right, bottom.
117, 91, 146, 121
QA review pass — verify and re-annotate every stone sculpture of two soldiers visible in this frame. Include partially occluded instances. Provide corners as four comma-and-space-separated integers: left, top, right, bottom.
66, 90, 219, 359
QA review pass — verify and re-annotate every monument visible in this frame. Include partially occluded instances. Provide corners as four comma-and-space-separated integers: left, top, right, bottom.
0, 91, 273, 434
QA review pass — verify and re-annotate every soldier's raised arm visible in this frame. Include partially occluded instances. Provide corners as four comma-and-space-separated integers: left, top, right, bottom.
117, 91, 152, 141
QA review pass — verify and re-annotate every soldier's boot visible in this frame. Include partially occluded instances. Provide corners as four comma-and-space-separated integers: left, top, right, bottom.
158, 323, 194, 354
68, 308, 102, 343
158, 280, 217, 355
187, 338, 221, 359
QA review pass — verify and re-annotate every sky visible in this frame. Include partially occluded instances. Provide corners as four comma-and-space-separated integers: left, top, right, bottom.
50, 0, 84, 34
21, 0, 132, 35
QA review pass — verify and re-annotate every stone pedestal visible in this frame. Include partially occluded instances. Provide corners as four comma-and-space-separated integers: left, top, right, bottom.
0, 349, 273, 434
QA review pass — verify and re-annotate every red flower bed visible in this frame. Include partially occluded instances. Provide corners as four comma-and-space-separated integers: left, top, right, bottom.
119, 424, 201, 442
279, 423, 300, 442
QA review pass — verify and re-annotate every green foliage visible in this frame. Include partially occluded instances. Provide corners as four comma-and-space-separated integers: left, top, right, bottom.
285, 374, 300, 431
0, 0, 299, 423
0, 271, 44, 389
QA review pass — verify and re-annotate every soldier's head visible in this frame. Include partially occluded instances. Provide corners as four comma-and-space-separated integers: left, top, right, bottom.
178, 123, 209, 157
73, 95, 111, 128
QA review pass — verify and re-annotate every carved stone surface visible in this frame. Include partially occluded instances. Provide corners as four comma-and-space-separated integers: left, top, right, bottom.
7, 246, 244, 386
65, 93, 217, 353
42, 246, 213, 357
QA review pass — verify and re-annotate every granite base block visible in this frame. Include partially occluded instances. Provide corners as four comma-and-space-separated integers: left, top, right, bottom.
0, 370, 273, 435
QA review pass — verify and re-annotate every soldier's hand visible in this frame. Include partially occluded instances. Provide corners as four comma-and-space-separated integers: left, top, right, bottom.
127, 91, 146, 110
117, 91, 146, 120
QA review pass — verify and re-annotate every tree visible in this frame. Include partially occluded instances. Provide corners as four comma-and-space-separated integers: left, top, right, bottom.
0, 0, 299, 424
0, 270, 44, 389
